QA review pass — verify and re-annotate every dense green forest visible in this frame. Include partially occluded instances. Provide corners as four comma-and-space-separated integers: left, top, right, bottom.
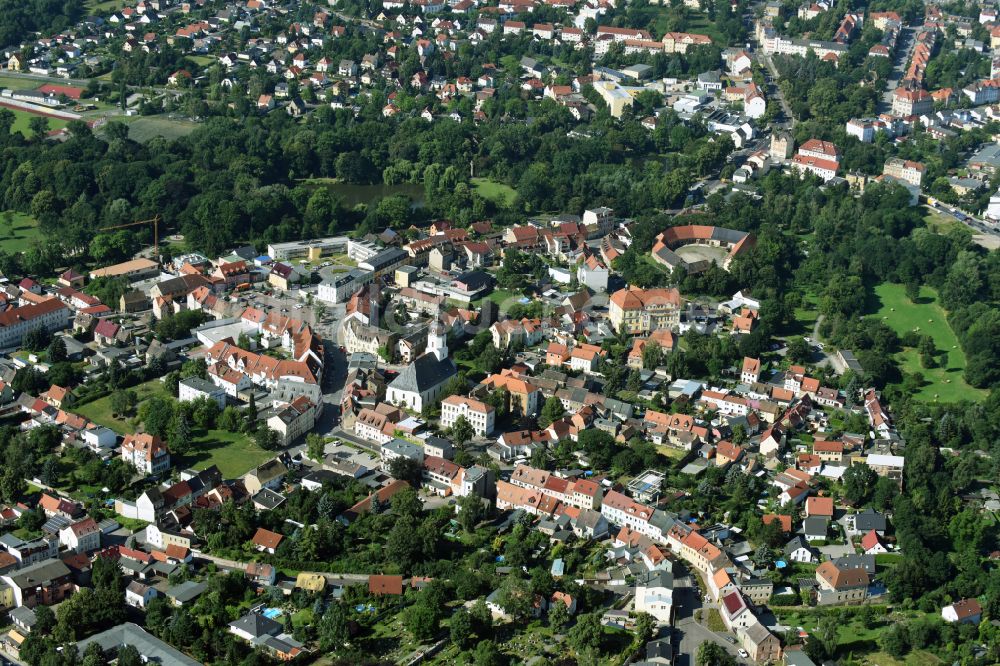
0, 0, 84, 51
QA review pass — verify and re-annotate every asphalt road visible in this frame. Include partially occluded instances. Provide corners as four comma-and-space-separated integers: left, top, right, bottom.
672, 581, 745, 666
879, 26, 917, 113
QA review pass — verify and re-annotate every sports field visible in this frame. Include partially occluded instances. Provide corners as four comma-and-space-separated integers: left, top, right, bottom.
4, 107, 68, 136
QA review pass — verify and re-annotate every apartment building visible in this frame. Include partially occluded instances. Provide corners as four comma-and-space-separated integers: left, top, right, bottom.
440, 395, 495, 436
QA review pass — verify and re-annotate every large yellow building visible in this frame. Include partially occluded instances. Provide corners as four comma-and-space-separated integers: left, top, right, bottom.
609, 286, 682, 334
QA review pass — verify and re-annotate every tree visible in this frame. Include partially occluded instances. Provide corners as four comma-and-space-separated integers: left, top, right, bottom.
538, 396, 565, 428
496, 575, 534, 622
46, 336, 67, 363
385, 516, 424, 573
109, 390, 137, 417
634, 612, 655, 643
697, 642, 736, 666
642, 341, 662, 369
388, 457, 422, 486
218, 406, 241, 432
29, 115, 49, 140
787, 337, 811, 364
253, 426, 281, 451
117, 645, 143, 666
548, 598, 570, 629
457, 494, 486, 532
169, 411, 192, 456
450, 415, 474, 449
405, 602, 439, 641
841, 462, 878, 506
568, 612, 604, 654
450, 608, 473, 648
473, 640, 503, 666
317, 602, 349, 650
306, 433, 326, 463
390, 486, 423, 519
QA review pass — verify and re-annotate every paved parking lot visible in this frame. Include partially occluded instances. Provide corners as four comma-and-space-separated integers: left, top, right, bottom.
674, 618, 744, 666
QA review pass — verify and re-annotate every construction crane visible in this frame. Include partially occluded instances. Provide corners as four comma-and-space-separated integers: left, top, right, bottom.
99, 215, 161, 258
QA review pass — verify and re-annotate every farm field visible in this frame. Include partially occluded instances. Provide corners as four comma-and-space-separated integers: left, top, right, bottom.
869, 283, 985, 402
0, 212, 44, 253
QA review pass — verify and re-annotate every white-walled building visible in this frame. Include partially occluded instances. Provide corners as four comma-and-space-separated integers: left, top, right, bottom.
440, 395, 495, 436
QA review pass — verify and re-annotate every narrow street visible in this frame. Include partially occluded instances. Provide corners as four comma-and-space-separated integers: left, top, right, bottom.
878, 26, 917, 113
193, 551, 372, 585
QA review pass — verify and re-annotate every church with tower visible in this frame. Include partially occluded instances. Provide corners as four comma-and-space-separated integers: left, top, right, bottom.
385, 321, 457, 412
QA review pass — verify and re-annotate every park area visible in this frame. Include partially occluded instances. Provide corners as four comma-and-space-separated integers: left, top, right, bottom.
471, 177, 517, 206
868, 283, 985, 402
74, 379, 272, 478
0, 211, 43, 253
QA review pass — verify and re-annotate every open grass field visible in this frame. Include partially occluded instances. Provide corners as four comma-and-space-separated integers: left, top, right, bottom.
6, 107, 68, 136
672, 14, 727, 44
184, 429, 272, 478
186, 55, 215, 67
0, 212, 43, 253
869, 283, 985, 402
86, 0, 127, 11
124, 116, 199, 142
922, 206, 969, 235
0, 75, 39, 91
74, 379, 168, 433
472, 177, 517, 206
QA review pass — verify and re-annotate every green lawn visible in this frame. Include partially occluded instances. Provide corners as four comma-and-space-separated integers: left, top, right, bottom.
0, 211, 43, 253
186, 55, 215, 67
478, 288, 528, 309
75, 379, 167, 434
674, 14, 726, 44
6, 108, 68, 136
472, 177, 517, 206
183, 429, 272, 479
922, 207, 969, 235
792, 291, 821, 335
0, 75, 38, 91
869, 283, 986, 402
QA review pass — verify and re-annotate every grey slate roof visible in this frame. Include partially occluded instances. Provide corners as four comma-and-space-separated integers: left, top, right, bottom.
230, 612, 283, 639
77, 622, 201, 666
852, 508, 887, 532
388, 353, 456, 394
166, 580, 207, 604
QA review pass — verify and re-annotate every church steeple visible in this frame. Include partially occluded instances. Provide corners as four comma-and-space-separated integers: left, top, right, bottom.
428, 320, 447, 361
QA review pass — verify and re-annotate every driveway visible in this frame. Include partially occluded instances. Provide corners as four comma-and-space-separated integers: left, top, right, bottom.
818, 543, 854, 559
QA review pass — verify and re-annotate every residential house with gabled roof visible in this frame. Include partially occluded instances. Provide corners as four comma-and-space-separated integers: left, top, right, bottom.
58, 517, 100, 553
815, 560, 869, 604
121, 433, 171, 475
251, 528, 283, 554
